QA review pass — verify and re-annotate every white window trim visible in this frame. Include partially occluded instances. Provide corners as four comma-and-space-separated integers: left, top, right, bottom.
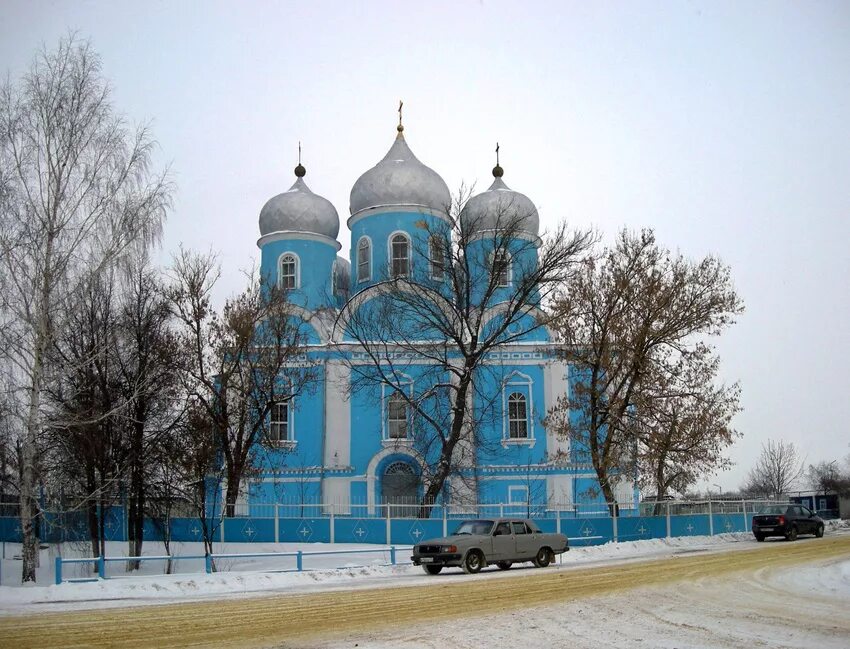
278, 252, 301, 290
357, 236, 372, 283
490, 250, 512, 288
269, 397, 296, 449
388, 231, 411, 278
501, 371, 535, 447
508, 485, 529, 504
381, 376, 414, 443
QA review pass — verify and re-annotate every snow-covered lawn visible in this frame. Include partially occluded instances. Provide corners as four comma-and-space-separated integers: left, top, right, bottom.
1, 520, 848, 620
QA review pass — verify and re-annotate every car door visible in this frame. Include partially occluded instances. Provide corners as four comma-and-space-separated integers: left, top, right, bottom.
491, 521, 515, 561
512, 521, 536, 559
799, 506, 815, 533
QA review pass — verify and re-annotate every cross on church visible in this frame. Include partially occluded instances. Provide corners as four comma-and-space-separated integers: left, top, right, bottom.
190, 525, 200, 537
686, 523, 694, 533
299, 526, 311, 539
354, 527, 366, 538
244, 525, 256, 539
725, 521, 734, 531
582, 527, 593, 536
637, 524, 648, 535
411, 528, 423, 540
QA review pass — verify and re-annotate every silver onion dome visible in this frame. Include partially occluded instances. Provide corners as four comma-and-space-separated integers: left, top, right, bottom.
459, 164, 539, 237
259, 165, 340, 239
349, 126, 451, 216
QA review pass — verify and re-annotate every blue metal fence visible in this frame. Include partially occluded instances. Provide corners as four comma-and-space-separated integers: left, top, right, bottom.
1, 499, 781, 548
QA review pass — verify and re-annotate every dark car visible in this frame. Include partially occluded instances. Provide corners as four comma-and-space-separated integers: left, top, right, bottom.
752, 504, 824, 542
411, 518, 569, 575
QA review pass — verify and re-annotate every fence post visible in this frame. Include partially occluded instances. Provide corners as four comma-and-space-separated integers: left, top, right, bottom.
743, 499, 749, 532
666, 500, 671, 539
98, 554, 106, 580
274, 504, 279, 544
205, 553, 212, 574
296, 550, 303, 572
499, 502, 504, 518
55, 557, 63, 585
556, 508, 561, 535
390, 546, 396, 565
330, 505, 335, 544
708, 498, 714, 536
442, 505, 447, 538
612, 506, 618, 542
386, 505, 392, 545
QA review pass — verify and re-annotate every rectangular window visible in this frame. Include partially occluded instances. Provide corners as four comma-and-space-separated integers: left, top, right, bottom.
387, 394, 408, 439
509, 485, 529, 505
493, 251, 510, 287
270, 400, 290, 442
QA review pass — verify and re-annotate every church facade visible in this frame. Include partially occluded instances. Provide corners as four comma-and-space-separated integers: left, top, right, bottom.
244, 118, 636, 516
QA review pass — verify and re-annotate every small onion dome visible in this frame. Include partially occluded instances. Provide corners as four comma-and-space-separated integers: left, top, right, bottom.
349, 130, 451, 216
459, 167, 539, 237
259, 166, 340, 239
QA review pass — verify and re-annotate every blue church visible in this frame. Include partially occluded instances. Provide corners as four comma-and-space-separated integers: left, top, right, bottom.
243, 116, 637, 518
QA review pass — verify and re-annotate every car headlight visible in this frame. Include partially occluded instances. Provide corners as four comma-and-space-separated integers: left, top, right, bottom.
442, 545, 457, 553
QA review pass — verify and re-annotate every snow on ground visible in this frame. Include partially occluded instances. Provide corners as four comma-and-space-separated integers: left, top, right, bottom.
1, 520, 848, 616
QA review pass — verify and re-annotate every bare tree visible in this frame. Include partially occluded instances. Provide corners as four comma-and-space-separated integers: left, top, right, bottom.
0, 36, 170, 581
634, 347, 741, 508
744, 439, 805, 498
336, 191, 593, 517
115, 258, 180, 568
546, 229, 743, 515
807, 460, 850, 496
168, 249, 316, 518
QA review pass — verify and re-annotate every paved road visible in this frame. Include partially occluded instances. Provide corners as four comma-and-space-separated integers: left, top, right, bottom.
2, 536, 849, 649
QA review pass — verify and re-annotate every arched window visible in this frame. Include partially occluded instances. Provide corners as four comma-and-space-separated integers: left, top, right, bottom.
390, 233, 410, 278
279, 253, 299, 289
429, 235, 445, 280
357, 237, 371, 283
508, 392, 528, 439
492, 250, 511, 287
387, 392, 409, 439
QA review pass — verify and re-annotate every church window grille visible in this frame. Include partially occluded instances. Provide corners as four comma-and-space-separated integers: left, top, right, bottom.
508, 392, 528, 439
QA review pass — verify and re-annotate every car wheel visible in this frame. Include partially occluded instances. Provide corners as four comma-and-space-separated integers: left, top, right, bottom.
815, 524, 824, 538
496, 561, 512, 570
462, 550, 484, 574
422, 565, 443, 575
533, 547, 552, 568
754, 533, 765, 542
785, 525, 798, 542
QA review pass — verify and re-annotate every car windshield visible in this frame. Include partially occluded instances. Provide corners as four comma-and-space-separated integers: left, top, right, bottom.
452, 520, 494, 535
759, 505, 788, 515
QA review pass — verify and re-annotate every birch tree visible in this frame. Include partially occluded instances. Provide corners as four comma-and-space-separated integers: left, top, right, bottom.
0, 36, 170, 581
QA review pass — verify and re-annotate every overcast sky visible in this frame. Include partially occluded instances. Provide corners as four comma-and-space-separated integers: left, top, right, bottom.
2, 1, 848, 492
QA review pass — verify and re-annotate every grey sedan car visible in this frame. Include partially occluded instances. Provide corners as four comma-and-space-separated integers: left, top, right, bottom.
411, 518, 569, 575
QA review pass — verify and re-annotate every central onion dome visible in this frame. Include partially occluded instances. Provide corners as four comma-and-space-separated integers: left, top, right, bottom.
349, 124, 451, 216
460, 161, 539, 237
259, 163, 340, 239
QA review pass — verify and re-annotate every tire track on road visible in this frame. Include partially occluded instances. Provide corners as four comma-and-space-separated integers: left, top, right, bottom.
2, 536, 848, 649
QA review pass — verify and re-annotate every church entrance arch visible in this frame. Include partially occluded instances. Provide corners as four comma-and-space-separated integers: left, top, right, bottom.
381, 461, 420, 517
